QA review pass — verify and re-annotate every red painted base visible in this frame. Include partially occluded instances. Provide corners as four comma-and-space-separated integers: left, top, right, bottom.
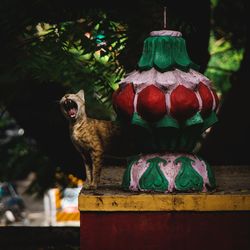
80, 212, 250, 250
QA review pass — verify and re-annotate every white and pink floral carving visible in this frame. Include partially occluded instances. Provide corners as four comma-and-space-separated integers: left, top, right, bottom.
126, 153, 212, 193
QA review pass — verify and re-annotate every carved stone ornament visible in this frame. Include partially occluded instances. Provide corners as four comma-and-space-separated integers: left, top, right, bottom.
112, 30, 219, 192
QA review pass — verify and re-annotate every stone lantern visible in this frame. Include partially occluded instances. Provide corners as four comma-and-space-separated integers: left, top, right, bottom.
112, 30, 219, 192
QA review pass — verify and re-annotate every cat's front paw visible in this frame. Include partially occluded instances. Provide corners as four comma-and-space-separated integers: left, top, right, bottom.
82, 183, 91, 190
82, 182, 98, 190
89, 183, 98, 190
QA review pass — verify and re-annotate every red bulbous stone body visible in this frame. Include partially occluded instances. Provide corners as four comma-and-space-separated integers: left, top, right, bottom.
137, 85, 167, 122
197, 82, 214, 117
170, 85, 199, 121
112, 83, 135, 119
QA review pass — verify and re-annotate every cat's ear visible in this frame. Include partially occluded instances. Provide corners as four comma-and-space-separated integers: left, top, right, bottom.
77, 89, 85, 101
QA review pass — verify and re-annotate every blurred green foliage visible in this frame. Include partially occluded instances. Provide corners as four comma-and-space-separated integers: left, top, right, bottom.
0, 9, 128, 191
205, 33, 243, 96
0, 10, 128, 116
204, 0, 245, 100
11, 13, 126, 117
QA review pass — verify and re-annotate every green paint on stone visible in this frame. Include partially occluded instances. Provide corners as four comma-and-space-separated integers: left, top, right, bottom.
122, 156, 140, 190
178, 126, 202, 152
128, 111, 218, 152
132, 112, 151, 130
155, 116, 180, 151
185, 112, 203, 127
139, 157, 168, 191
175, 156, 203, 191
138, 35, 198, 72
202, 111, 218, 132
155, 127, 179, 152
156, 115, 179, 129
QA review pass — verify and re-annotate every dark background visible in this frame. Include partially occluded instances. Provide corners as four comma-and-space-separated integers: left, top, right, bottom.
0, 0, 248, 194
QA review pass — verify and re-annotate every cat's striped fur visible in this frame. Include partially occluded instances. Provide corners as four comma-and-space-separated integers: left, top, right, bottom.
60, 90, 128, 189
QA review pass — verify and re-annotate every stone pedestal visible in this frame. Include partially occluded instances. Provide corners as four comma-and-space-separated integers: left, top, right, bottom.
122, 153, 215, 193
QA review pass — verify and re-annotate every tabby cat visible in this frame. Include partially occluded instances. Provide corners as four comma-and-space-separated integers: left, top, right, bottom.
60, 90, 134, 189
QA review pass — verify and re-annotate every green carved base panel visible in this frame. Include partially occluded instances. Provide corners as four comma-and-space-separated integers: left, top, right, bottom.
122, 153, 216, 193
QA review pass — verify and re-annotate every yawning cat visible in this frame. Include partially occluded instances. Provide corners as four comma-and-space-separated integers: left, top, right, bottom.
60, 89, 133, 189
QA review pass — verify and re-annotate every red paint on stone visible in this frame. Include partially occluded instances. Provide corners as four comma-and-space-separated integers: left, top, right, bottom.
198, 82, 214, 117
80, 212, 250, 250
112, 83, 135, 119
170, 85, 199, 121
137, 85, 167, 122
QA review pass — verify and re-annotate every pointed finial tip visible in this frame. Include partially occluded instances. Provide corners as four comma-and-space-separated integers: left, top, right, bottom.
164, 6, 167, 29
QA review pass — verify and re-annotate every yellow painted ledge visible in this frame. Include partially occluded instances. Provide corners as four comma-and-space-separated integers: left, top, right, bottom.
78, 193, 250, 212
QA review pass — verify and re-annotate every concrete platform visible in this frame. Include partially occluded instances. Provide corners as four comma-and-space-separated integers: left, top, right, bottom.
79, 165, 250, 250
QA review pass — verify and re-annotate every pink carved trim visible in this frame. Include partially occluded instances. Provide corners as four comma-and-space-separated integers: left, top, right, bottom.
165, 92, 171, 115
194, 91, 203, 112
159, 157, 181, 192
130, 159, 149, 191
120, 69, 211, 92
150, 30, 182, 37
211, 89, 217, 111
190, 156, 209, 192
133, 93, 138, 113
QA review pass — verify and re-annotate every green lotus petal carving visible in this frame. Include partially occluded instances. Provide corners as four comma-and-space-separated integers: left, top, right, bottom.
174, 156, 203, 191
185, 112, 204, 127
138, 36, 198, 72
156, 115, 179, 129
131, 112, 151, 130
122, 156, 140, 190
139, 157, 168, 191
202, 111, 218, 132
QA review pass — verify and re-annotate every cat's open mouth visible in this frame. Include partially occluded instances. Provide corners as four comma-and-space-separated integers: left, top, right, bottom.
63, 99, 78, 118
